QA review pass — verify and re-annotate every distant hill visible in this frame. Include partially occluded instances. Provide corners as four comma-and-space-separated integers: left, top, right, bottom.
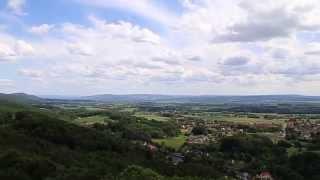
8, 93, 320, 104
0, 93, 43, 104
81, 94, 320, 104
82, 94, 177, 103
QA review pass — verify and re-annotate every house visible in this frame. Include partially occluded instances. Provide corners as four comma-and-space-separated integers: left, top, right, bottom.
147, 144, 158, 152
143, 142, 158, 152
287, 118, 297, 129
254, 171, 273, 180
187, 135, 209, 144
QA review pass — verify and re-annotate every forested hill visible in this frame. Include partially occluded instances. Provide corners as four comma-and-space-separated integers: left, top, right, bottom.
0, 100, 208, 179
80, 94, 320, 104
0, 93, 43, 104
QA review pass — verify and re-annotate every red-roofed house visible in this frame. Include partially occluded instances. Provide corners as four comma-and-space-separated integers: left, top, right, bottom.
254, 171, 273, 180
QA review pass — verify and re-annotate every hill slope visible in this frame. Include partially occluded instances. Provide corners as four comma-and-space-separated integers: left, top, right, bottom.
0, 93, 43, 104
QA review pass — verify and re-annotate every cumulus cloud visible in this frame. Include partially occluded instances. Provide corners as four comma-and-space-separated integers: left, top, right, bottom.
94, 19, 161, 45
7, 0, 26, 16
152, 57, 180, 65
0, 44, 15, 61
62, 16, 161, 45
3, 0, 320, 94
0, 38, 34, 62
14, 17, 183, 85
67, 42, 94, 56
214, 50, 269, 77
213, 5, 319, 42
223, 56, 249, 66
271, 60, 320, 76
29, 24, 55, 35
15, 40, 34, 55
271, 48, 290, 59
187, 56, 202, 62
304, 50, 320, 56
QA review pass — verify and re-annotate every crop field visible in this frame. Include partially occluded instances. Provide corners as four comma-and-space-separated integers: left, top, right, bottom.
74, 115, 112, 125
153, 135, 187, 150
134, 112, 170, 121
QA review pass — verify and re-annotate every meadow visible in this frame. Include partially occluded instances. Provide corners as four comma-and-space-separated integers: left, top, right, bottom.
153, 135, 187, 150
134, 112, 170, 121
73, 115, 112, 125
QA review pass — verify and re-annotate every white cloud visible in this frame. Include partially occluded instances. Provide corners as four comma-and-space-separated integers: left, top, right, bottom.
7, 0, 26, 16
89, 16, 161, 44
213, 4, 319, 42
19, 69, 43, 78
67, 42, 94, 56
0, 44, 16, 61
29, 24, 55, 35
15, 40, 34, 55
223, 56, 249, 66
4, 1, 320, 94
0, 79, 14, 87
0, 33, 34, 62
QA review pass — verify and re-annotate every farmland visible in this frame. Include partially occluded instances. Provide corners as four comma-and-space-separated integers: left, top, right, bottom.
73, 115, 112, 126
134, 112, 170, 121
153, 135, 187, 150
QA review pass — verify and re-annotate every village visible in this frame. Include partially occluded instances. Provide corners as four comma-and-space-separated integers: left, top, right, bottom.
175, 116, 320, 145
150, 115, 320, 180
177, 116, 281, 144
285, 118, 320, 141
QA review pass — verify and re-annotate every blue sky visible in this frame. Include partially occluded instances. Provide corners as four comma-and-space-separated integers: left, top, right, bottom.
1, 0, 320, 95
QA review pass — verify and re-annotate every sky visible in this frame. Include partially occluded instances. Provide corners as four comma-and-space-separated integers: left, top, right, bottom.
1, 0, 320, 96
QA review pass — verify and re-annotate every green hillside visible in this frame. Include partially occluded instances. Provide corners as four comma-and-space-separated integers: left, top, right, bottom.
0, 93, 43, 104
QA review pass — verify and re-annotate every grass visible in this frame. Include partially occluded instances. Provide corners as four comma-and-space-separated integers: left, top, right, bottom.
153, 135, 187, 150
134, 112, 170, 122
74, 115, 112, 126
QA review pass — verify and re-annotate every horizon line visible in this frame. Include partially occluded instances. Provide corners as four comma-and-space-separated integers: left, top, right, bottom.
7, 93, 320, 97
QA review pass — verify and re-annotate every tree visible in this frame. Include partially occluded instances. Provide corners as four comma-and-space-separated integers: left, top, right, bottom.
191, 126, 208, 135
290, 152, 320, 179
118, 165, 163, 180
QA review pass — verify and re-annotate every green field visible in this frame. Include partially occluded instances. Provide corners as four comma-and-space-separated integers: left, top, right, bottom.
120, 107, 137, 112
134, 112, 170, 121
74, 115, 112, 125
153, 135, 187, 150
84, 107, 107, 111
